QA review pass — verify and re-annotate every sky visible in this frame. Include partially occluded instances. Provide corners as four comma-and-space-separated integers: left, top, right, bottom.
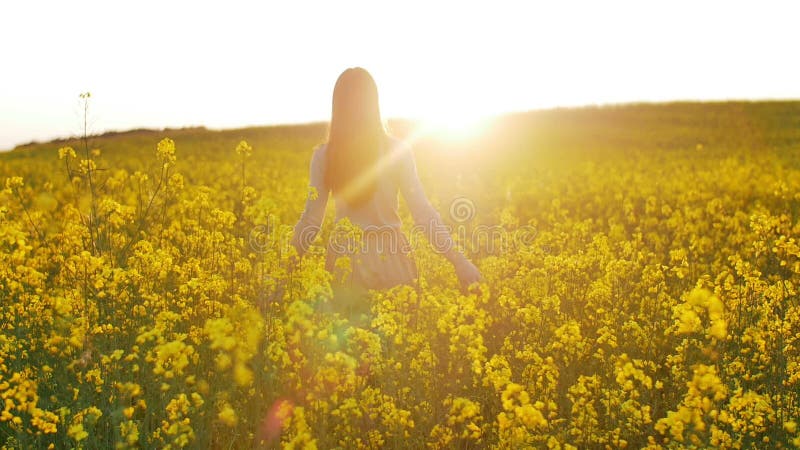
1, 0, 799, 150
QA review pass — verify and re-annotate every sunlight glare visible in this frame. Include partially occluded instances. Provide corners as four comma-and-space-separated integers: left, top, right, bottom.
414, 108, 490, 143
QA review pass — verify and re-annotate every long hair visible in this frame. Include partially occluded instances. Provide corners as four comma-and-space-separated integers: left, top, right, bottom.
326, 67, 389, 206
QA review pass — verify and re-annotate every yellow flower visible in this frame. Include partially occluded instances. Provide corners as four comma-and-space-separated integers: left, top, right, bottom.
58, 146, 77, 160
156, 137, 177, 165
233, 362, 254, 387
235, 140, 253, 158
218, 403, 238, 427
68, 423, 88, 441
120, 420, 139, 445
4, 176, 23, 190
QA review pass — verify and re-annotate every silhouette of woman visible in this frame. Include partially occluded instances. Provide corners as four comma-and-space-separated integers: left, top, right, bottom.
291, 67, 481, 312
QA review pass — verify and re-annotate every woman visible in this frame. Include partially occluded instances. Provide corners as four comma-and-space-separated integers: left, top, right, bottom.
290, 67, 481, 303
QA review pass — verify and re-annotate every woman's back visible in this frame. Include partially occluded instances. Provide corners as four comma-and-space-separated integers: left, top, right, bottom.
311, 138, 411, 229
295, 137, 421, 289
290, 67, 481, 297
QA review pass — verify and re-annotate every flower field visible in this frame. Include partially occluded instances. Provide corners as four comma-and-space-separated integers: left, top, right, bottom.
2, 101, 800, 448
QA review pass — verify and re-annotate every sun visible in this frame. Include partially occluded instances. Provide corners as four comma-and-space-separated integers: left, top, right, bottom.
413, 108, 491, 143
382, 79, 496, 146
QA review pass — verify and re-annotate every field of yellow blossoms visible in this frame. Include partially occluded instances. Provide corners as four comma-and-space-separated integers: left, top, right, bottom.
1, 102, 800, 448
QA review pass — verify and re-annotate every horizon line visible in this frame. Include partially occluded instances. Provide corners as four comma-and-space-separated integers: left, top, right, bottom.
4, 96, 800, 152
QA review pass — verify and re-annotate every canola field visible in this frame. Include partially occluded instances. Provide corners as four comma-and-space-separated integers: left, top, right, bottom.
1, 102, 800, 449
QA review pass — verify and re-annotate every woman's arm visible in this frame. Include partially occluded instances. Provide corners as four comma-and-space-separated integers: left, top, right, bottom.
395, 143, 481, 290
291, 145, 329, 257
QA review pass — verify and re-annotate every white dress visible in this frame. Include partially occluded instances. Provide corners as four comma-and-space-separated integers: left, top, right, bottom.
292, 137, 455, 290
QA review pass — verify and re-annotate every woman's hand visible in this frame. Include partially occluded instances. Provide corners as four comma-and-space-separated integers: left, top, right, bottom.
455, 259, 482, 293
